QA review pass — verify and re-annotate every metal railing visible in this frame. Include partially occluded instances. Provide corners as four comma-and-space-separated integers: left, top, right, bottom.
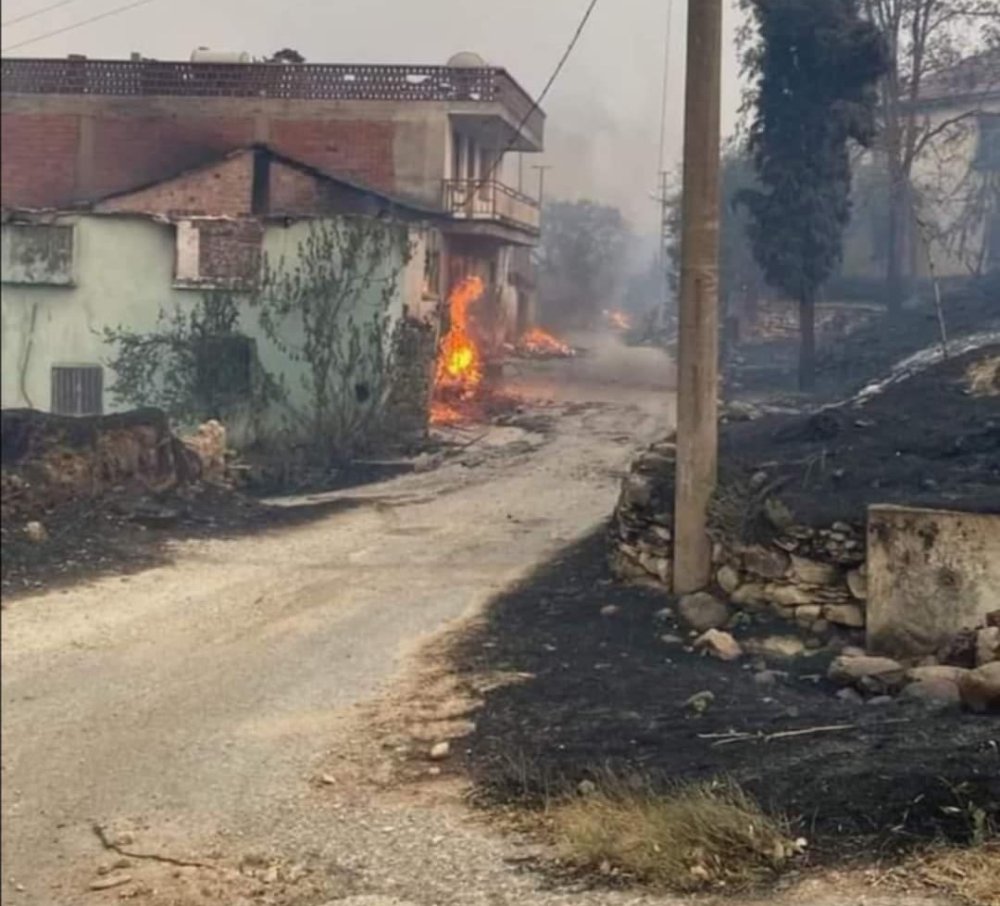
443, 179, 540, 232
1, 58, 544, 139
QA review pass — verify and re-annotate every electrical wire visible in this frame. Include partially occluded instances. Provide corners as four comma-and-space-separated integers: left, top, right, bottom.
482, 0, 600, 183
656, 0, 675, 274
2, 0, 156, 53
3, 0, 86, 29
656, 0, 675, 178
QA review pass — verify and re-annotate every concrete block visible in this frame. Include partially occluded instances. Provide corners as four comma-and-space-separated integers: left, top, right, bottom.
866, 505, 1000, 658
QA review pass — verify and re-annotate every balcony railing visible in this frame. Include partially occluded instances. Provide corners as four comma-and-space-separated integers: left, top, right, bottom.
443, 179, 540, 233
0, 58, 544, 141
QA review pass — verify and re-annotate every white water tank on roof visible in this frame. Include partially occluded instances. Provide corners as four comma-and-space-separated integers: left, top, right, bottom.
447, 51, 488, 68
190, 48, 251, 64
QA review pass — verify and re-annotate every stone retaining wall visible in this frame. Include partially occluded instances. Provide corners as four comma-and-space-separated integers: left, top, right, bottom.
610, 438, 868, 635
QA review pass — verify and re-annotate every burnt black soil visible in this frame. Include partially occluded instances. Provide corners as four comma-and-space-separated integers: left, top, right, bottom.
718, 345, 1000, 527
451, 529, 1000, 862
728, 285, 999, 399
0, 484, 367, 600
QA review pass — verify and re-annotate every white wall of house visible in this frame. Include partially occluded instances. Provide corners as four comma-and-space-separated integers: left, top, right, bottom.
908, 105, 999, 278
841, 100, 1000, 286
1, 212, 431, 447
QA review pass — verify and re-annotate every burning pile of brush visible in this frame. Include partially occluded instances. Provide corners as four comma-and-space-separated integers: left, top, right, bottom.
514, 327, 576, 359
429, 277, 578, 424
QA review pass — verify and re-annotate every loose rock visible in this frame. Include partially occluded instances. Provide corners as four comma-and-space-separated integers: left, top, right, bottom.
23, 521, 48, 543
828, 655, 905, 692
693, 629, 743, 661
577, 779, 598, 797
958, 662, 1000, 713
753, 670, 778, 687
746, 635, 806, 660
429, 741, 451, 761
900, 678, 961, 707
867, 695, 895, 706
677, 592, 730, 632
684, 690, 715, 714
836, 687, 864, 705
905, 665, 969, 685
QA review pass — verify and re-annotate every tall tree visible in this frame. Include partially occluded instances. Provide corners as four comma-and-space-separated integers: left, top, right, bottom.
862, 0, 1000, 313
739, 0, 888, 390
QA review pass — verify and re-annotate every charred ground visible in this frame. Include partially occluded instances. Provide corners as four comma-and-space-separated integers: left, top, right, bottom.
447, 528, 999, 863
720, 344, 1000, 529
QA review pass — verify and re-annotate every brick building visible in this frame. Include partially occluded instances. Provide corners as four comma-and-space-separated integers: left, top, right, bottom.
1, 51, 545, 345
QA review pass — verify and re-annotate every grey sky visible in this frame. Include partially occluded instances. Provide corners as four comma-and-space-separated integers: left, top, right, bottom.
3, 0, 748, 234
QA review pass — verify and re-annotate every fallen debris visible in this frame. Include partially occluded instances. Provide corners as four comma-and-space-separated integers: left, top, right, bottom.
89, 874, 133, 891
92, 822, 212, 870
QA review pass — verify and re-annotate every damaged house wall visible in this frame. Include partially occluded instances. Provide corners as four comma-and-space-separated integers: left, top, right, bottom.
0, 211, 432, 449
839, 54, 1000, 287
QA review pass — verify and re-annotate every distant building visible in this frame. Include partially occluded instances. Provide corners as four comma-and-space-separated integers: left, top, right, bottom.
840, 47, 1000, 290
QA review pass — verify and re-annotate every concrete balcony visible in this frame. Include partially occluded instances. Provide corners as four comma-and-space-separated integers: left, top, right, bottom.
443, 179, 540, 234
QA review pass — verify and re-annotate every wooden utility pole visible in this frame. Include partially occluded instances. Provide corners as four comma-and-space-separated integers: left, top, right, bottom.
673, 0, 723, 593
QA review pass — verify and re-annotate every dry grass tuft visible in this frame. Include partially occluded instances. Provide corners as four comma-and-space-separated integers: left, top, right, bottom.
910, 842, 1000, 906
551, 777, 798, 892
967, 355, 1000, 397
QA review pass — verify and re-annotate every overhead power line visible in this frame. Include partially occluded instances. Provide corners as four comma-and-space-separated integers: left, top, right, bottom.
3, 0, 86, 29
2, 0, 157, 53
656, 0, 675, 177
483, 0, 600, 183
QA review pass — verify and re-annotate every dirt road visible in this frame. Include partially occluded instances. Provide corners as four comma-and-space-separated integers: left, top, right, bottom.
0, 337, 958, 905
0, 338, 671, 903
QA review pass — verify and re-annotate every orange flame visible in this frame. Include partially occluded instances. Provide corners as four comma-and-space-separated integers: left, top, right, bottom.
429, 401, 464, 425
517, 326, 575, 358
603, 309, 632, 330
435, 275, 485, 392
